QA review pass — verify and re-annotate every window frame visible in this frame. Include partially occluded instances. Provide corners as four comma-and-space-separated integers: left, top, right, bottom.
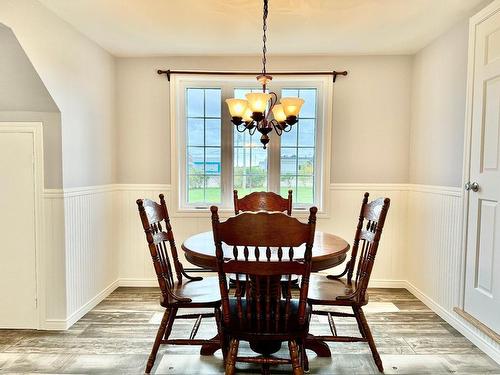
170, 74, 333, 217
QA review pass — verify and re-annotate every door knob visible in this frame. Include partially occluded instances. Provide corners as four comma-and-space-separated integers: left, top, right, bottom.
465, 182, 479, 192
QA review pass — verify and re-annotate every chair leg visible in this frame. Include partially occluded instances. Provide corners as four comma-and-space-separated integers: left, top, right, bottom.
225, 338, 239, 375
301, 343, 309, 373
355, 306, 384, 373
146, 308, 171, 374
288, 340, 303, 375
163, 307, 177, 340
214, 307, 228, 363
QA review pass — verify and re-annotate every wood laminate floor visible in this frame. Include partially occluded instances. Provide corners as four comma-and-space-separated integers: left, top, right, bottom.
0, 287, 499, 374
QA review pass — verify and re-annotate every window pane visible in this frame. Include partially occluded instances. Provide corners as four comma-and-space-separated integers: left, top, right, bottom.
185, 88, 222, 206
205, 148, 221, 174
280, 175, 296, 197
187, 89, 204, 117
205, 119, 221, 146
187, 147, 204, 174
205, 175, 221, 203
249, 174, 267, 191
187, 118, 204, 146
298, 89, 316, 118
298, 119, 315, 147
205, 89, 221, 117
297, 176, 314, 204
282, 88, 299, 98
251, 148, 267, 173
233, 88, 268, 194
298, 148, 314, 175
280, 88, 317, 205
188, 175, 205, 203
280, 124, 298, 147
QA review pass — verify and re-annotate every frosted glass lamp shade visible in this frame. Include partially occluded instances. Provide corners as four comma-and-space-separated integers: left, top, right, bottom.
280, 97, 304, 117
242, 108, 253, 122
226, 98, 248, 118
271, 104, 286, 122
245, 93, 272, 113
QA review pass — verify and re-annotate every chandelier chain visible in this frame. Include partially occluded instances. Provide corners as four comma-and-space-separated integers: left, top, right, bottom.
262, 0, 268, 76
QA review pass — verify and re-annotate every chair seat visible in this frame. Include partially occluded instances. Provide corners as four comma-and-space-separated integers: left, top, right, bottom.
161, 276, 221, 307
222, 298, 310, 341
307, 273, 368, 306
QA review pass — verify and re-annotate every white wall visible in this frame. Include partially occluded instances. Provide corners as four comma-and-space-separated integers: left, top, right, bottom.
0, 0, 116, 188
410, 20, 469, 187
116, 55, 412, 184
0, 0, 118, 326
407, 8, 500, 363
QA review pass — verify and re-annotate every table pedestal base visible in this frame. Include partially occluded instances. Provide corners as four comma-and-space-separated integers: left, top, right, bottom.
199, 334, 332, 358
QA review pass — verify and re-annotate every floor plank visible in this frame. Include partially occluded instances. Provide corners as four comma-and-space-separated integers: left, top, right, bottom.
0, 287, 498, 374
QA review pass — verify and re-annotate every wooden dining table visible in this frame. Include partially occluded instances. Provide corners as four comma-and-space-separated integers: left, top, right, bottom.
181, 230, 350, 358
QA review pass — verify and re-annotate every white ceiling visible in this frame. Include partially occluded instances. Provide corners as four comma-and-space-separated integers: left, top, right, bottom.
38, 0, 487, 56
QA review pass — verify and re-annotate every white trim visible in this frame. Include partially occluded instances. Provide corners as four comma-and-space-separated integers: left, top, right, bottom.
458, 0, 500, 315
331, 183, 410, 191
43, 280, 119, 330
0, 122, 45, 330
169, 74, 333, 215
405, 281, 500, 364
409, 184, 462, 196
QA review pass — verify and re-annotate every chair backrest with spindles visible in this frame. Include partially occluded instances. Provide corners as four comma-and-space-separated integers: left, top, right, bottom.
211, 206, 317, 330
233, 190, 293, 215
346, 192, 390, 303
137, 194, 184, 302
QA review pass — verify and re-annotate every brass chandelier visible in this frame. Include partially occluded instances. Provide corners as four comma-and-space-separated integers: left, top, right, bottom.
225, 0, 304, 149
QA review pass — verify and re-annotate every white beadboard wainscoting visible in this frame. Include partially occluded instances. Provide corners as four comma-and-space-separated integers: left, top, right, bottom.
41, 183, 500, 363
116, 183, 409, 287
406, 185, 500, 363
43, 186, 119, 329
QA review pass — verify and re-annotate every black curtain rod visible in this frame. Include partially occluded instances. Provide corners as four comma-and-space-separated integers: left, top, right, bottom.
157, 69, 348, 82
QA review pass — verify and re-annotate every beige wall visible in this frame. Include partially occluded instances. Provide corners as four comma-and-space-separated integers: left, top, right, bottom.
116, 55, 412, 184
409, 20, 469, 187
0, 0, 116, 188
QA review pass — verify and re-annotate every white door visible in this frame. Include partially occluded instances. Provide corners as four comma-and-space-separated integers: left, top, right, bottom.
464, 5, 500, 334
0, 130, 38, 328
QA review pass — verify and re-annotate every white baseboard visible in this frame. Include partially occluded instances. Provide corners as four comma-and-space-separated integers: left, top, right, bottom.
368, 279, 408, 288
118, 278, 158, 287
64, 280, 120, 329
405, 281, 500, 365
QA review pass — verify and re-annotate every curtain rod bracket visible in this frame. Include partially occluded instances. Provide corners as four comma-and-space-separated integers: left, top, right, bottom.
332, 71, 348, 83
157, 69, 171, 81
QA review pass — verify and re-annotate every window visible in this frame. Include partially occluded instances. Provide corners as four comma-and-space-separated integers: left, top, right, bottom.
171, 75, 332, 214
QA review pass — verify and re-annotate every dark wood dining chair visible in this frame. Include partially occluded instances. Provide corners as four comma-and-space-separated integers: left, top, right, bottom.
211, 206, 317, 375
233, 190, 293, 215
306, 192, 390, 373
137, 194, 221, 374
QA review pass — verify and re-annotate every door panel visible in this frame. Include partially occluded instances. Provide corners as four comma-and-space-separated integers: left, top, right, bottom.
465, 9, 500, 334
0, 131, 37, 328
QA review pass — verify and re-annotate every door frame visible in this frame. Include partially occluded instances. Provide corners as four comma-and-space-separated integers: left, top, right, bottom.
0, 122, 45, 329
458, 0, 500, 309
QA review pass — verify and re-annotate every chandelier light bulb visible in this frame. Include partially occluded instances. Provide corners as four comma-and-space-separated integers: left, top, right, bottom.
225, 98, 248, 118
245, 92, 272, 113
242, 108, 254, 123
280, 97, 304, 117
271, 104, 287, 123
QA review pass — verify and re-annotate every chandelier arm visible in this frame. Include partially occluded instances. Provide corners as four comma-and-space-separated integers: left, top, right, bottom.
264, 91, 278, 122
235, 124, 248, 133
249, 125, 258, 136
269, 119, 282, 136
282, 123, 294, 132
